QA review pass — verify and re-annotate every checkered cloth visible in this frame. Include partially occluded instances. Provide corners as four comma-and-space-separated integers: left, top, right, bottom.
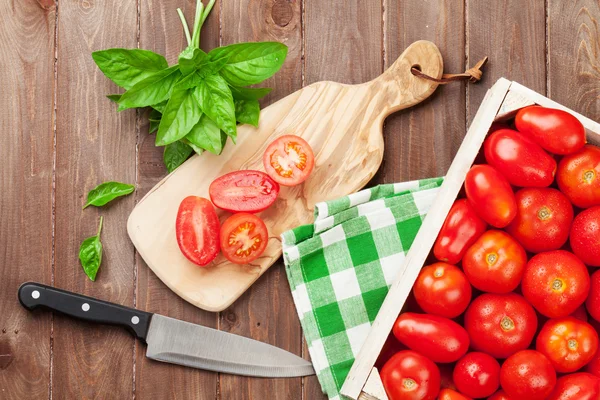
282, 177, 444, 400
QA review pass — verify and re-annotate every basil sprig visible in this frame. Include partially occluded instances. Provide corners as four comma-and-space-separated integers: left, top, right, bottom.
92, 0, 287, 172
83, 181, 135, 209
79, 217, 104, 281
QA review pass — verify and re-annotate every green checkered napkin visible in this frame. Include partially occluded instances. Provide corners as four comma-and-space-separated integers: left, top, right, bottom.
282, 177, 444, 400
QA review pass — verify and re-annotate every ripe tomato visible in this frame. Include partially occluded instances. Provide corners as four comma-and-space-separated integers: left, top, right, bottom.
488, 390, 511, 400
462, 230, 526, 293
175, 196, 220, 266
464, 293, 537, 359
209, 170, 279, 213
465, 165, 517, 228
438, 388, 471, 400
547, 373, 600, 400
433, 199, 487, 264
375, 334, 406, 370
522, 250, 590, 318
453, 352, 500, 398
500, 350, 557, 400
536, 317, 599, 373
220, 213, 268, 264
586, 270, 600, 323
515, 106, 586, 155
585, 348, 600, 378
570, 206, 600, 267
392, 313, 470, 363
381, 350, 441, 400
412, 263, 472, 318
505, 188, 574, 253
557, 145, 600, 208
263, 135, 314, 186
484, 128, 557, 187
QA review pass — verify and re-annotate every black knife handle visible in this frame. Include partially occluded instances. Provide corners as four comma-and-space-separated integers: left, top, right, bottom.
18, 282, 152, 341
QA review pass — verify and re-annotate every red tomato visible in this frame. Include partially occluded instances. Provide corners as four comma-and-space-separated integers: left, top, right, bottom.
175, 196, 220, 266
462, 230, 527, 293
585, 348, 600, 378
219, 213, 268, 264
505, 188, 574, 253
522, 250, 590, 318
557, 145, 600, 208
570, 206, 600, 267
488, 390, 511, 400
536, 317, 599, 373
375, 334, 406, 370
453, 352, 500, 398
464, 293, 538, 359
500, 350, 557, 400
412, 263, 472, 318
465, 165, 517, 228
392, 313, 470, 363
547, 373, 600, 400
263, 135, 314, 186
571, 304, 589, 322
586, 270, 600, 323
208, 170, 279, 213
438, 388, 471, 400
515, 106, 586, 155
381, 350, 441, 400
484, 128, 557, 187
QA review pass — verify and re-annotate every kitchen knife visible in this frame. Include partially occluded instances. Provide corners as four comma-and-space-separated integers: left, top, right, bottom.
18, 282, 314, 378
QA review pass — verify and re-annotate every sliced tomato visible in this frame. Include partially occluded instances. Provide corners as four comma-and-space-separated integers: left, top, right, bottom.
263, 135, 315, 186
220, 213, 268, 264
209, 170, 280, 213
176, 196, 220, 266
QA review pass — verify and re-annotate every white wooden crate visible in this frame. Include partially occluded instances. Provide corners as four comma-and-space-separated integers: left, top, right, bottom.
342, 78, 600, 400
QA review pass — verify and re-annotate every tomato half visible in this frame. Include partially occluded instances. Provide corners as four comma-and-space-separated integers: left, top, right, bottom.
505, 188, 574, 253
433, 199, 487, 264
175, 196, 220, 266
438, 388, 471, 400
462, 230, 527, 294
412, 262, 472, 318
522, 250, 590, 318
263, 135, 315, 186
488, 390, 511, 400
515, 106, 586, 155
209, 170, 279, 213
392, 313, 470, 363
464, 293, 537, 359
547, 373, 600, 400
586, 270, 600, 323
381, 350, 441, 400
220, 213, 268, 264
453, 352, 500, 398
465, 165, 517, 228
557, 145, 600, 208
484, 128, 556, 187
500, 350, 556, 400
571, 206, 600, 267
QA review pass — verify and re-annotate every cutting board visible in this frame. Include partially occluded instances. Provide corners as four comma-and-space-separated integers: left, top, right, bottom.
127, 40, 443, 312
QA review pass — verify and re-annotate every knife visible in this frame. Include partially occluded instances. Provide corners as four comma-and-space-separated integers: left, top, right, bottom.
18, 282, 314, 378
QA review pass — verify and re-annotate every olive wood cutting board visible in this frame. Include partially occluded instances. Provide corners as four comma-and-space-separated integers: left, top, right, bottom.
127, 40, 443, 312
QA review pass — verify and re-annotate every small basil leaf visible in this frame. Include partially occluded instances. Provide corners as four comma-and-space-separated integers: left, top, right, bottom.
149, 119, 159, 134
79, 216, 103, 282
155, 89, 203, 146
196, 75, 237, 140
149, 108, 162, 122
107, 94, 122, 103
175, 56, 233, 92
181, 138, 204, 155
178, 47, 209, 76
92, 49, 168, 89
118, 65, 182, 111
83, 181, 135, 209
163, 140, 194, 172
234, 99, 260, 127
229, 85, 272, 100
185, 115, 227, 155
151, 101, 167, 114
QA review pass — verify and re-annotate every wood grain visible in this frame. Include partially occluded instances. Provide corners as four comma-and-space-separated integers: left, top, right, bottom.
0, 1, 55, 399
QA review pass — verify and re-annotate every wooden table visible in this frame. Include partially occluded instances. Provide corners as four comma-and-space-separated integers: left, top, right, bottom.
1, 0, 598, 399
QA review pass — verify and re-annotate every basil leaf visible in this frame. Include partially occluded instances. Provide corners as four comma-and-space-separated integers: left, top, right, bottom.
229, 85, 272, 100
79, 216, 104, 282
209, 42, 288, 86
107, 94, 122, 103
92, 49, 168, 89
185, 115, 227, 155
151, 101, 168, 113
175, 55, 232, 91
155, 89, 203, 146
181, 138, 204, 155
149, 108, 162, 134
234, 99, 260, 127
179, 47, 209, 76
83, 181, 135, 209
118, 65, 182, 111
196, 74, 237, 140
163, 140, 194, 172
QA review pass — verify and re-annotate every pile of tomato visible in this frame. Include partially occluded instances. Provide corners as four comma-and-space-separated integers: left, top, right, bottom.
377, 106, 600, 400
175, 135, 314, 266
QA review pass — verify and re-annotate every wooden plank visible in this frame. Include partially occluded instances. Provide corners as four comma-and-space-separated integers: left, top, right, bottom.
134, 1, 220, 398
53, 1, 138, 398
0, 1, 55, 399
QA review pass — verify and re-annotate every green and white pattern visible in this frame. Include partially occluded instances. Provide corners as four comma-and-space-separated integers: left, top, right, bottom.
282, 177, 444, 400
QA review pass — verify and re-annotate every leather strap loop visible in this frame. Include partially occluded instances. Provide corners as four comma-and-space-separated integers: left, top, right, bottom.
411, 57, 488, 84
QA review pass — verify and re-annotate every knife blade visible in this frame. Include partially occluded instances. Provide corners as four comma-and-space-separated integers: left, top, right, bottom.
18, 282, 314, 378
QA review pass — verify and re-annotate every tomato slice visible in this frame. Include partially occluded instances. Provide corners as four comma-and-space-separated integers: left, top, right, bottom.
220, 213, 268, 264
175, 196, 220, 267
209, 170, 280, 213
263, 135, 315, 186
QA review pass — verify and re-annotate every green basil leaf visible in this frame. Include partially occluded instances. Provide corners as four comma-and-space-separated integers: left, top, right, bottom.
175, 56, 233, 92
209, 42, 288, 86
179, 47, 209, 76
155, 89, 203, 146
181, 138, 204, 155
234, 99, 260, 127
83, 181, 135, 209
185, 115, 227, 155
79, 216, 104, 282
117, 65, 182, 111
107, 94, 122, 103
151, 101, 167, 114
196, 75, 237, 140
92, 49, 168, 89
149, 108, 162, 122
229, 85, 272, 100
163, 140, 194, 172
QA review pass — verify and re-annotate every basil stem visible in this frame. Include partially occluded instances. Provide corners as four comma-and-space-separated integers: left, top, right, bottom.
177, 8, 192, 46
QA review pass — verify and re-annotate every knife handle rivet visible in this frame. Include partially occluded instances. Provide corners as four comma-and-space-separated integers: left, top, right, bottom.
31, 290, 40, 299
131, 316, 140, 325
81, 303, 90, 312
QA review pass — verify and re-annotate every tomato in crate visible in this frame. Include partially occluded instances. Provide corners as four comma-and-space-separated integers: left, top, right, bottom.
500, 350, 556, 400
557, 145, 600, 208
546, 373, 600, 400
